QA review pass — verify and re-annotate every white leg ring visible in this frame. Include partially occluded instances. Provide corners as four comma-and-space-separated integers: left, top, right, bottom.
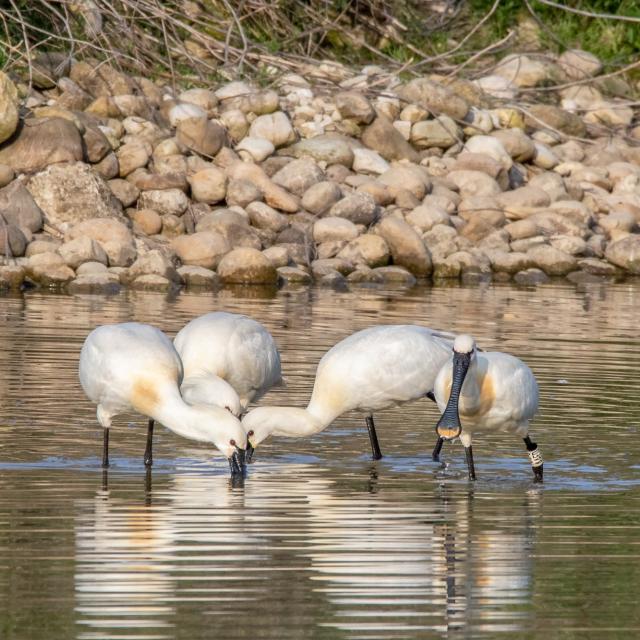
528, 448, 543, 468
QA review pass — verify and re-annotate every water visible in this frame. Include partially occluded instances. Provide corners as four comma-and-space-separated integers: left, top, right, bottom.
1, 281, 640, 639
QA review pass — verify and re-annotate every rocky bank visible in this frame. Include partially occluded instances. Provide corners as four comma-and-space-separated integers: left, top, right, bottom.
1, 49, 639, 294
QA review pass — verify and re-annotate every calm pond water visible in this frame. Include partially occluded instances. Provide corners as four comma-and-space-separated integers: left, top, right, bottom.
1, 280, 639, 639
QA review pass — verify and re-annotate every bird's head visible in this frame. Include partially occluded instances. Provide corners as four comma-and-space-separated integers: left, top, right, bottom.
189, 405, 247, 476
181, 375, 242, 417
435, 334, 476, 441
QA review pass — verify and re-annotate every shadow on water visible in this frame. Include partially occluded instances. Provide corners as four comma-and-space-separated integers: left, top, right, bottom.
1, 282, 640, 638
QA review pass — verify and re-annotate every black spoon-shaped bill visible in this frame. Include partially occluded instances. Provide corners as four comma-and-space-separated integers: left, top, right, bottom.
435, 351, 471, 441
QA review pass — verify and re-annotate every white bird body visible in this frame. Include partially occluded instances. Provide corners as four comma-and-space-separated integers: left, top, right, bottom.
79, 322, 246, 462
434, 350, 539, 441
243, 325, 454, 449
433, 335, 542, 481
174, 312, 282, 414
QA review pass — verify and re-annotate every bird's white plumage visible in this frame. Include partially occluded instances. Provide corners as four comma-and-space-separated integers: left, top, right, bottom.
174, 312, 282, 411
243, 325, 454, 445
79, 322, 246, 458
434, 348, 539, 445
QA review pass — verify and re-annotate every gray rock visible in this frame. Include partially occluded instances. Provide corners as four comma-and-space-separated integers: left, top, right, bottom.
59, 236, 108, 268
217, 247, 278, 284
26, 252, 75, 287
226, 179, 263, 208
0, 117, 83, 173
335, 91, 375, 124
376, 216, 431, 276
371, 265, 417, 285
249, 112, 296, 148
246, 202, 288, 232
109, 178, 140, 208
0, 264, 25, 289
277, 266, 312, 285
188, 167, 228, 204
0, 182, 44, 233
281, 135, 354, 167
68, 273, 121, 295
0, 72, 19, 144
128, 249, 180, 282
272, 158, 325, 196
27, 162, 123, 228
66, 218, 136, 267
313, 217, 359, 243
513, 268, 550, 285
410, 116, 461, 149
397, 78, 469, 119
361, 115, 420, 163
0, 222, 27, 257
302, 181, 342, 215
172, 231, 230, 269
605, 235, 640, 273
176, 116, 226, 157
130, 274, 176, 291
138, 189, 189, 216
337, 234, 390, 268
178, 265, 220, 288
329, 193, 378, 226
527, 245, 577, 276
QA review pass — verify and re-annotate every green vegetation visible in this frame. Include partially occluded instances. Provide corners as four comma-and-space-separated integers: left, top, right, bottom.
0, 1, 638, 80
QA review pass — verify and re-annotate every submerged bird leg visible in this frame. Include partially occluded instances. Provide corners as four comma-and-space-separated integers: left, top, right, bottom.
523, 436, 543, 483
464, 446, 476, 480
432, 436, 445, 462
144, 419, 154, 467
102, 428, 110, 468
365, 414, 383, 460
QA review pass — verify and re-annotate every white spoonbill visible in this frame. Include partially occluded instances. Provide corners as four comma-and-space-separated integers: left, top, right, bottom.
242, 325, 456, 462
79, 322, 247, 476
174, 311, 282, 416
433, 334, 543, 482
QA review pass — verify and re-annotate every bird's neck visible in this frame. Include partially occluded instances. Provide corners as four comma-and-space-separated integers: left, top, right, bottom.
459, 359, 482, 415
271, 407, 326, 437
150, 388, 213, 443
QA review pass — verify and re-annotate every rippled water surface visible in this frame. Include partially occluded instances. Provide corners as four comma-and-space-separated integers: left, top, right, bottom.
1, 281, 640, 639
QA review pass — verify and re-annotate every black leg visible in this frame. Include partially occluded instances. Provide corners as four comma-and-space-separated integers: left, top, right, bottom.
432, 436, 444, 461
144, 419, 154, 467
524, 436, 543, 483
102, 428, 110, 468
365, 414, 383, 460
464, 446, 476, 480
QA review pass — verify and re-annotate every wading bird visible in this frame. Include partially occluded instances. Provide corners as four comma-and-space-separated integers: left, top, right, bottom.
174, 312, 282, 416
433, 334, 543, 482
79, 322, 247, 476
242, 325, 455, 462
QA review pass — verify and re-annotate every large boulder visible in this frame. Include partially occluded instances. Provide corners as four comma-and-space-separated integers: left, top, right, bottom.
217, 247, 278, 284
376, 216, 432, 276
172, 231, 230, 269
27, 162, 123, 228
0, 118, 84, 173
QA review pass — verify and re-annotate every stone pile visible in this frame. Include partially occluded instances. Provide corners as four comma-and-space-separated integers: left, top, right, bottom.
1, 49, 639, 293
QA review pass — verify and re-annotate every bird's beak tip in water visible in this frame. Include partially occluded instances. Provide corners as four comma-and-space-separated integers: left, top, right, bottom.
245, 442, 255, 464
435, 351, 471, 441
228, 446, 246, 477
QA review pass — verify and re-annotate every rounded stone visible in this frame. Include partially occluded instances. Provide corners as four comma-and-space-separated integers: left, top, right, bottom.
217, 247, 278, 284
